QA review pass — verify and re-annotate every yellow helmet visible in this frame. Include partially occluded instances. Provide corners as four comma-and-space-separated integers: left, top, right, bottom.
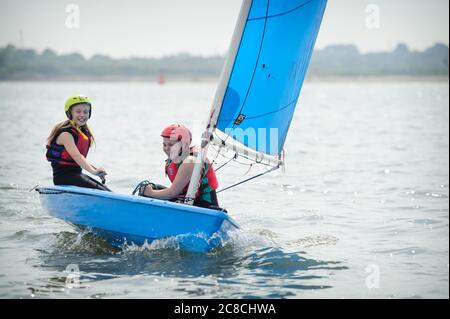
64, 95, 92, 118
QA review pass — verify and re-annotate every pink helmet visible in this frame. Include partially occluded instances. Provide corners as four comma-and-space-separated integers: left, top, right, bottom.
161, 124, 192, 147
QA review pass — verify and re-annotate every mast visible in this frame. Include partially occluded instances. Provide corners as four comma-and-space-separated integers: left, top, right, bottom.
185, 0, 253, 204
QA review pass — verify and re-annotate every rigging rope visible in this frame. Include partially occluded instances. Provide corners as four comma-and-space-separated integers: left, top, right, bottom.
217, 165, 279, 194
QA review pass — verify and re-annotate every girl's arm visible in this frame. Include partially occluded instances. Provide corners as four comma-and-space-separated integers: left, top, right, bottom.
144, 156, 195, 200
57, 132, 106, 175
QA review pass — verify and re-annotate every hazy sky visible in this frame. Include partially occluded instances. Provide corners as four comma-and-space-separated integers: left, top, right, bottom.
0, 0, 448, 58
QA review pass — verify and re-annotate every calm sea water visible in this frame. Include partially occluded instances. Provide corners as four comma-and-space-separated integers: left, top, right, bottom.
0, 80, 448, 299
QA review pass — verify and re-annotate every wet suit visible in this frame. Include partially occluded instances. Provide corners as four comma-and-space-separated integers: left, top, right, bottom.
52, 168, 110, 191
46, 126, 111, 191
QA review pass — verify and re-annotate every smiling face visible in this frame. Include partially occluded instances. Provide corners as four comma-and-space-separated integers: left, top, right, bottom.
163, 137, 189, 163
163, 137, 178, 157
70, 104, 90, 126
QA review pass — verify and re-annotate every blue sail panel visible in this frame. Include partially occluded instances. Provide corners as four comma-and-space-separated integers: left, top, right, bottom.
248, 0, 269, 19
216, 0, 327, 156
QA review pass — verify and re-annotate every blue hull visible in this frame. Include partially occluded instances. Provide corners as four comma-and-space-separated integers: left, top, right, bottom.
36, 186, 239, 253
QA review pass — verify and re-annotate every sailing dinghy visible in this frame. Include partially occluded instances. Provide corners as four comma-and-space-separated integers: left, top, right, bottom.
37, 0, 327, 253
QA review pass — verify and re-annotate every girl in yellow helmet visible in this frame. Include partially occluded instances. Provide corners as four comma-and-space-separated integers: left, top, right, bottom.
46, 95, 110, 191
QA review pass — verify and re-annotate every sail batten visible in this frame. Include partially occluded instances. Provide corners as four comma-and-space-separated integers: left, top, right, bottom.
248, 0, 315, 21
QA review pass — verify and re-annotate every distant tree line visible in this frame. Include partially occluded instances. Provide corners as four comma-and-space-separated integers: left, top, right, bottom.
0, 43, 448, 81
309, 43, 449, 77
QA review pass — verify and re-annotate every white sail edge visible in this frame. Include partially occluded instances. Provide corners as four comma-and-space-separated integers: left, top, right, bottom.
208, 0, 253, 129
185, 0, 253, 204
210, 129, 283, 167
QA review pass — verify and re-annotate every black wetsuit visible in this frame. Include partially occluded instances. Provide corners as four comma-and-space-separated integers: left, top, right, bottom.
47, 127, 111, 192
52, 165, 111, 191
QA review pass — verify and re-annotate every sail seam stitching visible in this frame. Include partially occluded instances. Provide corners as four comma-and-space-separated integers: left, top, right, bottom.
247, 0, 314, 21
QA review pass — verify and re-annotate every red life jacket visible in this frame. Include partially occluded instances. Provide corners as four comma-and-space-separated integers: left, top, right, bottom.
165, 150, 219, 200
46, 126, 91, 166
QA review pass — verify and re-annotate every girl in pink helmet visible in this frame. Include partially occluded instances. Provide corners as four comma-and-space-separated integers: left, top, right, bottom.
136, 124, 220, 209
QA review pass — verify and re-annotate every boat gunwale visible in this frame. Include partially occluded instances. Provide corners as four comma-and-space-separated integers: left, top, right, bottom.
36, 185, 239, 228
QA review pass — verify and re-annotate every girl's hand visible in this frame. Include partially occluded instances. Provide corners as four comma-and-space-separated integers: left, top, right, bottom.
143, 184, 154, 197
93, 167, 107, 177
93, 168, 107, 184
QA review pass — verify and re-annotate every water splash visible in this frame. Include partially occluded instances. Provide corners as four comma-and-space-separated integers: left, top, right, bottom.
286, 234, 339, 248
47, 231, 120, 255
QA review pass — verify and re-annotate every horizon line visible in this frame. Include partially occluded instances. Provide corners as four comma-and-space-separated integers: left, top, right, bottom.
1, 42, 449, 60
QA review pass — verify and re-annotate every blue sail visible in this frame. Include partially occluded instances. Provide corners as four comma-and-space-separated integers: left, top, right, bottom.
215, 0, 327, 156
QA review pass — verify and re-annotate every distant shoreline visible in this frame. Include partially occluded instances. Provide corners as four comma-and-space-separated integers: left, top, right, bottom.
1, 43, 448, 83
306, 75, 449, 83
0, 75, 448, 83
